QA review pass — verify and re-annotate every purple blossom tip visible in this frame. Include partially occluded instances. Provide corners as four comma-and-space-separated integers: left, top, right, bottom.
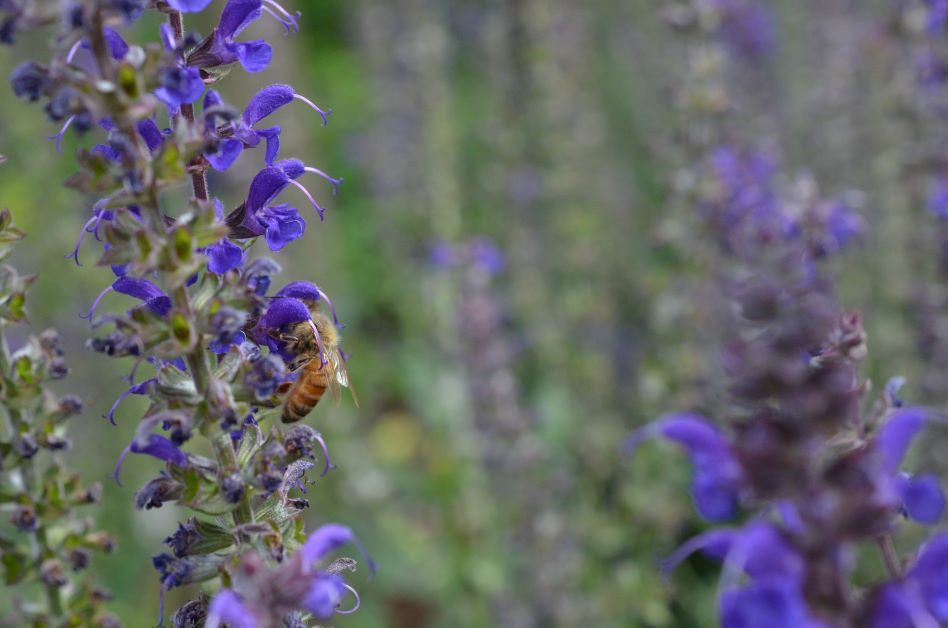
260, 297, 311, 330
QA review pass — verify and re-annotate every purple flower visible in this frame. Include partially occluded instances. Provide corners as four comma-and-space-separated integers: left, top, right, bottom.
205, 238, 244, 274
872, 533, 948, 624
10, 61, 50, 102
155, 65, 204, 109
204, 84, 333, 171
209, 306, 248, 354
243, 354, 287, 401
625, 413, 744, 521
187, 0, 304, 74
206, 590, 258, 628
112, 434, 188, 486
870, 407, 946, 524
228, 159, 341, 251
303, 573, 350, 620
275, 281, 339, 323
154, 23, 204, 109
82, 276, 172, 323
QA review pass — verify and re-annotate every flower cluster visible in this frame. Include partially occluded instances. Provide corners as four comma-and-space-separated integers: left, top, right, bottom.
632, 2, 948, 624
6, 0, 367, 624
0, 208, 117, 627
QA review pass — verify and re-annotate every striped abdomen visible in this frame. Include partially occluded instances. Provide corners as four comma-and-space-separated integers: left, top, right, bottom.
281, 361, 329, 423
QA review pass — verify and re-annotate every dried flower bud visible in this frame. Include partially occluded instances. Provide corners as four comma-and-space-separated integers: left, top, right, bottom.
135, 475, 185, 510
40, 559, 67, 587
11, 504, 37, 532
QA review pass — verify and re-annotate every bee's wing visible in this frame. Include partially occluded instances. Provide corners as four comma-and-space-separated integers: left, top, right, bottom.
328, 349, 359, 407
325, 349, 344, 404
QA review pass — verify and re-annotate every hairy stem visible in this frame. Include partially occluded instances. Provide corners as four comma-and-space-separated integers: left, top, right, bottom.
877, 534, 901, 579
168, 10, 252, 528
168, 11, 209, 202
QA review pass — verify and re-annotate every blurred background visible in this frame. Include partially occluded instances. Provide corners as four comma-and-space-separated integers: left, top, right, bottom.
1, 0, 945, 625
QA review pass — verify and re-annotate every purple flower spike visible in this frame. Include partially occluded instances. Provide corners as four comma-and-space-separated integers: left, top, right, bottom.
874, 407, 930, 474
167, 0, 214, 11
206, 589, 259, 628
625, 413, 743, 521
898, 474, 946, 525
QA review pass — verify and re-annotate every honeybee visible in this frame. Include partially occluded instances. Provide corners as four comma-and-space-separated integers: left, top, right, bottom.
278, 309, 357, 422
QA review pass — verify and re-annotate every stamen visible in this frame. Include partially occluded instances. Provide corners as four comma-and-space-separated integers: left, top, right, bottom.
314, 431, 336, 476
261, 5, 297, 34
49, 115, 77, 153
288, 179, 326, 221
335, 584, 361, 615
292, 93, 332, 127
157, 584, 167, 628
110, 444, 132, 486
103, 378, 154, 425
304, 166, 343, 196
316, 286, 341, 326
80, 285, 113, 322
66, 214, 99, 265
66, 40, 83, 64
264, 0, 301, 23
124, 357, 145, 385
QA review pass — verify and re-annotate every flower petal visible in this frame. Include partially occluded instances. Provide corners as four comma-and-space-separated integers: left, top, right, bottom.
899, 474, 946, 525
206, 239, 245, 274
302, 573, 347, 620
875, 407, 930, 474
235, 40, 272, 73
207, 138, 244, 172
242, 84, 294, 127
219, 0, 263, 39
206, 589, 258, 628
